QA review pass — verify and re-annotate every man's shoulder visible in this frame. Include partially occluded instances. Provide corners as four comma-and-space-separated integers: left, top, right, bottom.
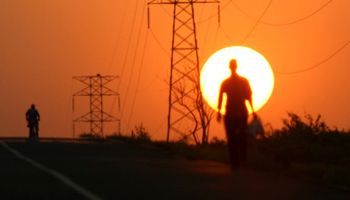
237, 75, 249, 82
222, 76, 249, 86
27, 108, 39, 113
221, 78, 230, 86
236, 76, 250, 87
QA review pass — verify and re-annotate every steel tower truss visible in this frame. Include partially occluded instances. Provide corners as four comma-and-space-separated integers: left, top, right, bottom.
73, 74, 120, 136
148, 0, 220, 142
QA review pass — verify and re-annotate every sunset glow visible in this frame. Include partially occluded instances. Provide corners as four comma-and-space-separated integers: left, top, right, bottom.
200, 46, 274, 114
0, 1, 349, 138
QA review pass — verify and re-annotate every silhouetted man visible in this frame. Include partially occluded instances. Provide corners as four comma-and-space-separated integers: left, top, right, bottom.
26, 104, 40, 139
217, 59, 255, 169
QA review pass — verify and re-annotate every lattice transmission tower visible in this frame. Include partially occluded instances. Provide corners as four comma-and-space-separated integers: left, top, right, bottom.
148, 0, 220, 143
72, 74, 120, 136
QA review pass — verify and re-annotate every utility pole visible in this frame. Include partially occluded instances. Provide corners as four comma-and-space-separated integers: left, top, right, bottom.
148, 0, 220, 143
72, 74, 120, 137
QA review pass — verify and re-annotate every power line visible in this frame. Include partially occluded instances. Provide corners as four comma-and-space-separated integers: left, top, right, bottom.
218, 0, 348, 76
197, 0, 230, 24
219, 25, 235, 43
240, 0, 272, 44
125, 30, 150, 133
106, 2, 130, 128
118, 0, 141, 81
276, 40, 350, 75
200, 9, 214, 58
108, 0, 141, 132
200, 9, 220, 62
232, 0, 334, 26
160, 4, 173, 18
109, 0, 143, 134
121, 2, 147, 121
149, 28, 170, 57
219, 0, 273, 45
107, 1, 130, 74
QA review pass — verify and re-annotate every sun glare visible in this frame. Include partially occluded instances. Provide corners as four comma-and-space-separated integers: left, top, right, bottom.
200, 46, 274, 114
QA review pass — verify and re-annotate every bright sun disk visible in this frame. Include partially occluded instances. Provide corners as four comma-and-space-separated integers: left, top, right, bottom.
200, 46, 274, 114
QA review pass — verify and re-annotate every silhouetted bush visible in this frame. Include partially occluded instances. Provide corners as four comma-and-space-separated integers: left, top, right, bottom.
133, 123, 152, 142
279, 112, 329, 135
210, 136, 227, 147
101, 113, 350, 186
250, 112, 350, 186
79, 133, 103, 140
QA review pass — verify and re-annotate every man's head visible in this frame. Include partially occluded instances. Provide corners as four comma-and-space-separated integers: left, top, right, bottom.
229, 59, 238, 74
31, 104, 35, 109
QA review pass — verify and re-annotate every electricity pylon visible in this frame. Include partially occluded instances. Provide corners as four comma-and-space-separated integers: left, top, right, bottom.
72, 74, 120, 136
148, 0, 220, 143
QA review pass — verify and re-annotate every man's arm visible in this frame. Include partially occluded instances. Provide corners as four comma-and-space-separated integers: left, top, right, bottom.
246, 80, 256, 118
25, 111, 29, 121
217, 84, 224, 122
248, 95, 255, 115
36, 110, 40, 121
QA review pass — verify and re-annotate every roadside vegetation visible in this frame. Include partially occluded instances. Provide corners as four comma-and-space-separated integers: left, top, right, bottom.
249, 113, 350, 187
79, 113, 350, 187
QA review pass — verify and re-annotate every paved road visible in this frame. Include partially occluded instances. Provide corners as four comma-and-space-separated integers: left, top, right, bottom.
1, 139, 349, 200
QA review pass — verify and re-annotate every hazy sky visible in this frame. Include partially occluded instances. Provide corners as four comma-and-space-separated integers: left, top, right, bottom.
0, 0, 349, 140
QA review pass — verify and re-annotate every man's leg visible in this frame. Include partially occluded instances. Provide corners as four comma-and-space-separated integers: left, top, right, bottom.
230, 131, 240, 167
29, 126, 34, 138
34, 123, 39, 138
224, 118, 240, 168
237, 117, 248, 166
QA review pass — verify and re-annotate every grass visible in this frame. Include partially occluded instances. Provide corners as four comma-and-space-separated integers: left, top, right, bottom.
86, 112, 350, 188
251, 130, 350, 186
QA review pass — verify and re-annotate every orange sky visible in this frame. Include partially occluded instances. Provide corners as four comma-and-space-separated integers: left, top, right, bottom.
0, 0, 349, 140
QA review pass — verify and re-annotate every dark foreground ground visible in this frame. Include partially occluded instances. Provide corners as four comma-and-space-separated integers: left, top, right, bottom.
0, 138, 349, 200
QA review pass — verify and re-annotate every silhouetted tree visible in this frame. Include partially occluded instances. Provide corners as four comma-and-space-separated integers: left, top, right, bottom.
172, 73, 214, 145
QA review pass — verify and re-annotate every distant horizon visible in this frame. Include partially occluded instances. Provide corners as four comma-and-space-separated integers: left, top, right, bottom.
0, 0, 349, 139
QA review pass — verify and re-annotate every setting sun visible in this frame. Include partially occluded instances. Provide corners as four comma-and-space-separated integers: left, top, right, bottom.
200, 46, 274, 114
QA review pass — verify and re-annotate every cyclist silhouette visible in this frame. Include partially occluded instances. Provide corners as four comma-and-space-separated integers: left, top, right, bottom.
25, 104, 40, 139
